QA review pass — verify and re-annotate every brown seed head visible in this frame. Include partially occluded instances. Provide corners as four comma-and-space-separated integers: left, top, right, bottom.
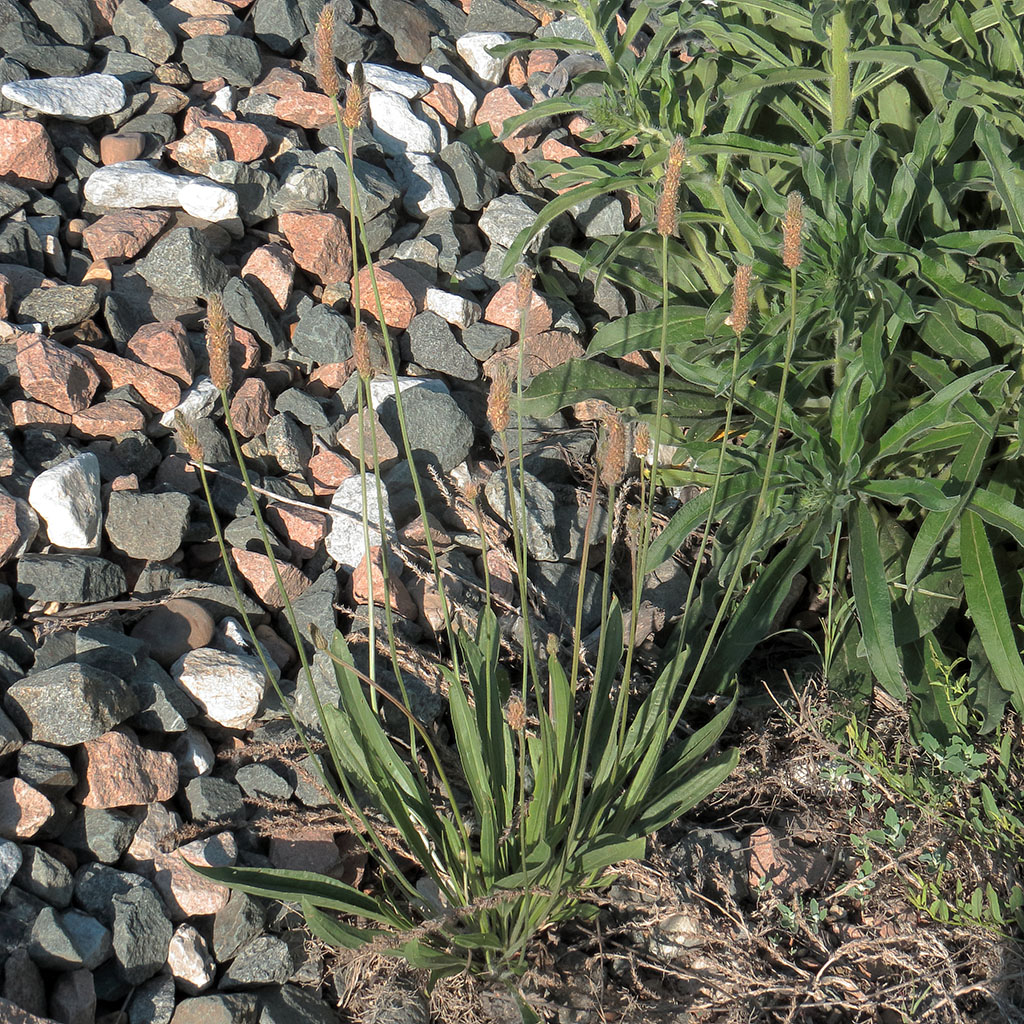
463, 479, 480, 503
656, 135, 686, 237
545, 633, 558, 659
599, 412, 626, 490
506, 698, 525, 732
514, 264, 534, 317
624, 505, 642, 551
782, 191, 804, 269
730, 264, 752, 337
315, 5, 340, 99
174, 412, 204, 463
343, 63, 366, 130
205, 293, 232, 393
353, 322, 372, 379
633, 421, 650, 459
310, 622, 329, 651
487, 364, 512, 434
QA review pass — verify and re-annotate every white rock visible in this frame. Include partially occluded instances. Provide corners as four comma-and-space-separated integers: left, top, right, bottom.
27, 452, 102, 550
367, 375, 449, 410
368, 90, 446, 156
216, 616, 281, 681
167, 924, 215, 995
84, 161, 185, 209
209, 85, 234, 113
425, 287, 482, 328
350, 62, 429, 99
421, 64, 480, 126
168, 726, 215, 780
388, 153, 458, 216
326, 474, 399, 571
178, 179, 238, 222
171, 648, 267, 729
159, 377, 220, 429
1, 74, 126, 120
456, 32, 512, 85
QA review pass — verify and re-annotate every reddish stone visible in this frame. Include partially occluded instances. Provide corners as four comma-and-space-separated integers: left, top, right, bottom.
420, 83, 461, 127
76, 729, 178, 808
183, 109, 268, 162
527, 48, 558, 76
508, 54, 528, 88
0, 779, 54, 839
309, 449, 355, 495
228, 376, 272, 437
78, 344, 181, 412
747, 826, 831, 900
82, 209, 171, 263
483, 329, 584, 381
99, 131, 145, 165
71, 400, 147, 438
252, 67, 306, 96
145, 82, 191, 115
264, 504, 328, 561
110, 474, 139, 491
335, 407, 397, 468
352, 546, 417, 618
181, 14, 231, 35
353, 260, 430, 329
269, 830, 343, 875
0, 272, 10, 319
307, 362, 349, 395
241, 243, 294, 311
0, 493, 24, 568
126, 321, 196, 385
230, 325, 261, 372
279, 211, 352, 286
273, 90, 335, 128
231, 548, 311, 607
89, 0, 120, 34
0, 119, 57, 188
568, 114, 599, 140
484, 281, 554, 335
11, 399, 72, 433
475, 87, 541, 155
15, 333, 100, 413
479, 546, 516, 606
624, 191, 641, 228
170, 0, 233, 15
81, 258, 112, 295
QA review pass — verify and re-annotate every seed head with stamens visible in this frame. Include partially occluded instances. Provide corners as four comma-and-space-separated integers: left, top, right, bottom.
315, 5, 340, 99
729, 264, 752, 338
487, 363, 512, 434
514, 264, 534, 316
656, 135, 686, 237
205, 292, 232, 393
353, 323, 372, 380
506, 698, 525, 732
782, 191, 805, 270
174, 412, 204, 463
599, 412, 626, 490
633, 421, 650, 460
343, 63, 367, 130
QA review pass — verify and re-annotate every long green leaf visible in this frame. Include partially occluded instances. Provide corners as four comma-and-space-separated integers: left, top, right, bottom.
961, 509, 1024, 712
969, 486, 1024, 546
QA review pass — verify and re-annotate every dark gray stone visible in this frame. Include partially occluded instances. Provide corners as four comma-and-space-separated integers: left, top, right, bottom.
28, 906, 112, 971
111, 886, 172, 984
572, 193, 625, 238
17, 741, 75, 798
0, 839, 21, 898
402, 312, 478, 381
290, 302, 353, 365
111, 0, 175, 63
28, 0, 93, 46
235, 762, 294, 802
0, 180, 29, 218
484, 466, 557, 562
128, 657, 198, 733
4, 663, 138, 746
16, 283, 99, 329
265, 412, 311, 473
73, 863, 163, 927
318, 154, 399, 221
3, 946, 46, 1015
14, 844, 72, 907
62, 807, 141, 864
96, 49, 156, 84
128, 971, 176, 1024
212, 891, 266, 962
75, 625, 146, 679
16, 552, 125, 604
274, 388, 333, 433
220, 933, 301, 990
465, 0, 537, 32
438, 140, 501, 212
253, 0, 306, 53
105, 490, 191, 562
529, 562, 603, 636
181, 35, 262, 87
272, 164, 329, 212
258, 984, 340, 1024
207, 160, 277, 226
670, 827, 750, 901
222, 275, 288, 357
377, 386, 473, 472
138, 227, 229, 301
170, 993, 260, 1024
461, 320, 512, 359
183, 775, 246, 825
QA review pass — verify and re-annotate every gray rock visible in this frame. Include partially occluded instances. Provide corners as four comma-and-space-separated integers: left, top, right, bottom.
478, 193, 541, 250
439, 140, 500, 212
461, 321, 512, 360
14, 843, 72, 907
182, 35, 262, 87
27, 0, 94, 46
212, 891, 266, 962
272, 164, 329, 212
572, 193, 626, 238
1, 72, 123, 119
258, 984, 340, 1024
377, 386, 473, 472
128, 658, 199, 733
84, 161, 184, 209
73, 863, 163, 927
253, 0, 306, 53
222, 276, 288, 357
182, 775, 246, 826
485, 467, 557, 562
75, 624, 146, 679
529, 562, 603, 635
323, 155, 399, 221
104, 490, 191, 562
465, 0, 537, 33
169, 993, 260, 1024
17, 741, 75, 797
63, 807, 141, 864
275, 388, 332, 433
0, 180, 30, 218
207, 160, 277, 225
112, 0, 175, 63
111, 886, 172, 984
16, 552, 125, 604
29, 906, 112, 971
220, 933, 301, 990
138, 227, 229, 301
324, 474, 399, 570
402, 312, 478, 380
290, 303, 353, 365
389, 152, 459, 217
0, 839, 22, 898
455, 31, 511, 84
265, 412, 312, 473
368, 90, 445, 156
2, 946, 46, 1015
670, 827, 750, 901
96, 49, 155, 83
364, 0, 439, 63
4, 663, 138, 746
17, 283, 99, 329
537, 14, 593, 41
128, 971, 176, 1024
235, 762, 294, 802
